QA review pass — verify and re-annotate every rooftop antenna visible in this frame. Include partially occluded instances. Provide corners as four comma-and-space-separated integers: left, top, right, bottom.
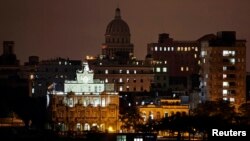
117, 0, 119, 8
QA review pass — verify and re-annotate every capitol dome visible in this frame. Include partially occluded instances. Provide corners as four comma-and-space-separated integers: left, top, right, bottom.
105, 8, 130, 36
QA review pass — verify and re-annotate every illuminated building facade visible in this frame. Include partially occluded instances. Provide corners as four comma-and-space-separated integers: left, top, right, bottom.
147, 33, 200, 92
199, 31, 246, 109
88, 58, 154, 93
139, 99, 189, 122
49, 62, 119, 133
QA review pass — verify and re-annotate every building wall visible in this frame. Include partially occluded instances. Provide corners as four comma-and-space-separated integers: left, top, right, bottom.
147, 33, 200, 92
139, 99, 189, 122
50, 92, 119, 132
200, 31, 246, 109
34, 58, 82, 96
90, 63, 154, 92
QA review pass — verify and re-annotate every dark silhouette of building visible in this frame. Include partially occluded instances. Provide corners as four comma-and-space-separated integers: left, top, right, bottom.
101, 8, 134, 64
0, 41, 19, 66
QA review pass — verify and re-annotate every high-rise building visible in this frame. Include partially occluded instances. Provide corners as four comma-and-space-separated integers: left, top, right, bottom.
147, 33, 200, 93
199, 31, 246, 109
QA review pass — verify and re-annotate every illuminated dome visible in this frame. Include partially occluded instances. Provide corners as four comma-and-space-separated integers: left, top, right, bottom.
105, 8, 130, 36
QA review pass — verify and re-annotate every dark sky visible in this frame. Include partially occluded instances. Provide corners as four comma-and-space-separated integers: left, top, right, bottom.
0, 0, 249, 71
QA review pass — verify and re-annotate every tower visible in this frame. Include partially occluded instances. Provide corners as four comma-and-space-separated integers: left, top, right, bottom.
200, 31, 246, 109
101, 8, 134, 64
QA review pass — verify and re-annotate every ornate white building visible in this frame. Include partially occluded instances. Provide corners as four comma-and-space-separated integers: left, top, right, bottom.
49, 62, 119, 134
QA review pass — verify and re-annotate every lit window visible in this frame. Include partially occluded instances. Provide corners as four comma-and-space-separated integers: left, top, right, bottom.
32, 88, 34, 94
181, 47, 183, 51
119, 78, 123, 83
223, 50, 235, 56
188, 47, 191, 51
171, 47, 174, 51
156, 67, 161, 72
126, 70, 129, 74
134, 70, 137, 74
65, 61, 67, 65
134, 138, 143, 141
77, 123, 81, 130
205, 74, 208, 78
232, 51, 235, 56
223, 50, 229, 56
194, 54, 197, 58
204, 82, 206, 86
105, 78, 108, 83
68, 98, 73, 107
164, 60, 167, 64
163, 67, 167, 72
117, 135, 126, 141
168, 47, 170, 51
155, 46, 158, 51
223, 74, 227, 79
201, 51, 206, 57
126, 78, 129, 82
177, 47, 180, 51
230, 58, 235, 64
59, 61, 61, 65
149, 112, 154, 120
198, 60, 201, 65
195, 47, 198, 51
186, 67, 189, 71
159, 47, 162, 51
223, 97, 228, 101
203, 58, 206, 63
126, 86, 129, 91
223, 81, 229, 87
164, 47, 166, 51
119, 86, 123, 91
184, 47, 187, 51
223, 66, 227, 71
181, 67, 184, 71
223, 89, 228, 95
105, 70, 108, 74
119, 69, 122, 74
230, 98, 235, 102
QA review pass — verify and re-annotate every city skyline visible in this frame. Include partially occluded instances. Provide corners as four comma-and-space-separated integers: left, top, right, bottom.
0, 0, 250, 71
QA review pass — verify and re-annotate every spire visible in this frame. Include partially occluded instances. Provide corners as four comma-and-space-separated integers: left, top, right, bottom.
115, 8, 121, 19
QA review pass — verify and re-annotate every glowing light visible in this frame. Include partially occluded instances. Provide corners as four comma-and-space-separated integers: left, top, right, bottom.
108, 126, 114, 132
30, 74, 34, 80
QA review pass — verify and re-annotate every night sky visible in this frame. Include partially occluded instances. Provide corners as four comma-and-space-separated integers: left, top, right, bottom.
0, 0, 249, 71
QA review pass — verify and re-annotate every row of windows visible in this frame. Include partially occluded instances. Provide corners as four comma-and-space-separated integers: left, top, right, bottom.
119, 86, 145, 92
104, 69, 152, 74
42, 67, 79, 72
155, 67, 167, 73
106, 37, 129, 44
181, 66, 190, 72
105, 78, 145, 83
152, 46, 198, 52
